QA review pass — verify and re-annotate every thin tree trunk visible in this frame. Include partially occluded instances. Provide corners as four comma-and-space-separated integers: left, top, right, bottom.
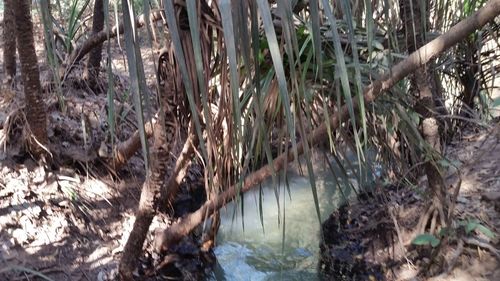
3, 0, 17, 83
160, 125, 198, 211
119, 50, 180, 280
14, 0, 48, 157
458, 41, 481, 117
154, 0, 500, 251
400, 0, 447, 222
118, 122, 173, 280
84, 0, 105, 89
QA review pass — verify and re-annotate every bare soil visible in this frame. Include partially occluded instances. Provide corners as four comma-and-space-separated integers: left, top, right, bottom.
0, 18, 211, 280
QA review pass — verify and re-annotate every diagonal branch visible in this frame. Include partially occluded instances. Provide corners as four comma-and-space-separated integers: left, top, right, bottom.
110, 114, 157, 170
65, 10, 164, 74
154, 0, 500, 251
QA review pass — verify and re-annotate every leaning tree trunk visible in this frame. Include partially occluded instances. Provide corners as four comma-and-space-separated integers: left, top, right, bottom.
84, 0, 105, 89
14, 0, 48, 157
3, 0, 17, 83
400, 0, 447, 230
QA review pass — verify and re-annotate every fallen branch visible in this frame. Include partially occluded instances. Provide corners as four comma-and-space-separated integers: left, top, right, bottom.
110, 114, 157, 170
65, 10, 164, 74
154, 0, 500, 251
462, 237, 500, 260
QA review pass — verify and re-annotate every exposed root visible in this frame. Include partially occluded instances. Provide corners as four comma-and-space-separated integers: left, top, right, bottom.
462, 237, 500, 261
429, 209, 438, 235
418, 205, 432, 233
416, 202, 443, 235
110, 114, 157, 170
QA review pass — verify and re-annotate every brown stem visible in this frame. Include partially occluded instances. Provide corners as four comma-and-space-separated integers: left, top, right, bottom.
155, 0, 500, 251
14, 0, 48, 157
160, 124, 199, 213
83, 0, 105, 88
110, 115, 157, 170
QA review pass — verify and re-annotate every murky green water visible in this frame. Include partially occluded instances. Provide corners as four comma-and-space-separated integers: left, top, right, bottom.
212, 150, 378, 281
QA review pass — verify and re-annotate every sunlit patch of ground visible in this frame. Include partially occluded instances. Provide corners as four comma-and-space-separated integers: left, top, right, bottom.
397, 124, 500, 280
0, 19, 163, 280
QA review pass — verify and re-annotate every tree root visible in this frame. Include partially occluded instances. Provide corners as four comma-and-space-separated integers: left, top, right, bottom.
416, 201, 446, 235
462, 237, 500, 260
446, 238, 464, 273
426, 236, 499, 280
389, 205, 411, 262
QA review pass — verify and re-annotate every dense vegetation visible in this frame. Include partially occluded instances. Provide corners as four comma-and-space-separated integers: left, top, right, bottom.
1, 0, 499, 280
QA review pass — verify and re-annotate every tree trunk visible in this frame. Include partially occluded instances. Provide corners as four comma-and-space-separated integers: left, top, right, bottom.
154, 0, 500, 251
400, 0, 448, 226
84, 0, 105, 89
119, 52, 180, 280
14, 0, 48, 157
118, 121, 172, 281
3, 0, 17, 83
458, 41, 481, 117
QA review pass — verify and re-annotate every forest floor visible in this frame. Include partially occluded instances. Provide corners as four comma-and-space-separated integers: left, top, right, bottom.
0, 18, 211, 280
396, 123, 500, 281
0, 60, 161, 280
1, 90, 498, 281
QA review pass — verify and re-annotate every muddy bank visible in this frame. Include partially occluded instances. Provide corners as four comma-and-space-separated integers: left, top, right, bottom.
319, 186, 413, 280
319, 124, 500, 281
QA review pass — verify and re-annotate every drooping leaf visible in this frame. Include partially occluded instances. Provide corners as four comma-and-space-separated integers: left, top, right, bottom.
475, 224, 495, 239
122, 0, 150, 171
162, 0, 210, 178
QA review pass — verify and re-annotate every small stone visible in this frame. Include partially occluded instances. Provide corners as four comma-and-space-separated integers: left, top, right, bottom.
98, 141, 109, 158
